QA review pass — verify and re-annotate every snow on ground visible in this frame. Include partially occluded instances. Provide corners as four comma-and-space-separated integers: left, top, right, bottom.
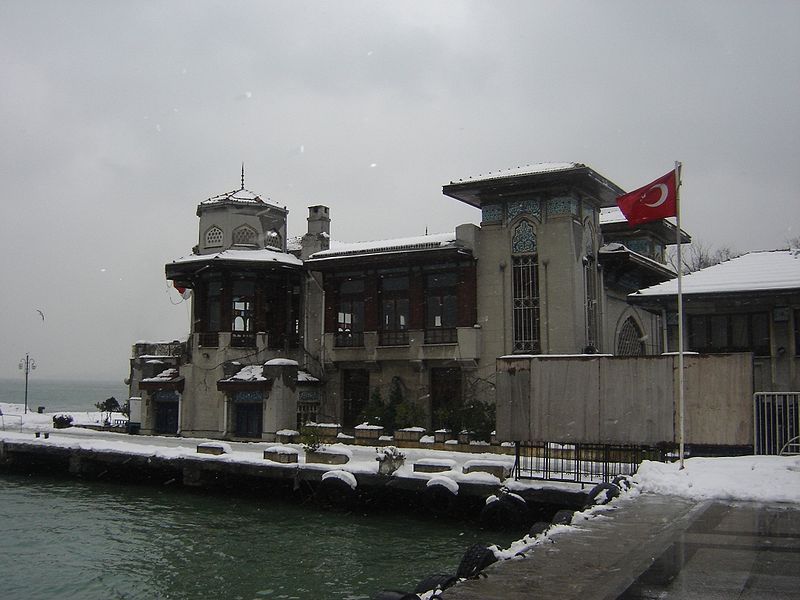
3, 402, 799, 504
634, 456, 800, 504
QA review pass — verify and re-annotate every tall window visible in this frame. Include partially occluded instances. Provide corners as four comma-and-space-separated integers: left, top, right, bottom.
617, 317, 645, 356
689, 313, 770, 356
336, 279, 365, 347
380, 275, 409, 346
425, 272, 458, 343
204, 276, 221, 332
231, 280, 255, 347
795, 309, 800, 356
511, 221, 540, 353
584, 254, 598, 351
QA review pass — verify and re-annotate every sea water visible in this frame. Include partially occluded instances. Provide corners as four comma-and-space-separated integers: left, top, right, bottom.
0, 380, 514, 599
0, 378, 128, 413
0, 473, 511, 600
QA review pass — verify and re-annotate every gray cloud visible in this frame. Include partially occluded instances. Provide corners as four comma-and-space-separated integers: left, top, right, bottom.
1, 0, 798, 380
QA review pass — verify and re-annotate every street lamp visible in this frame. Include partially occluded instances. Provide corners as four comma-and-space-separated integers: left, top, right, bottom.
18, 354, 36, 414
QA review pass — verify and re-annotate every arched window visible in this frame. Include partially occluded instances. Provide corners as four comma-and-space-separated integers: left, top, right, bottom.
265, 229, 282, 250
617, 317, 645, 356
232, 225, 257, 246
205, 226, 223, 248
511, 220, 540, 353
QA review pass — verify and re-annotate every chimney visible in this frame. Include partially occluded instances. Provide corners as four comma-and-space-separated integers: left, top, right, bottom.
301, 205, 330, 260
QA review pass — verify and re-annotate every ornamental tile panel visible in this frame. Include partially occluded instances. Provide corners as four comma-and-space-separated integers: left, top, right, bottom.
512, 221, 537, 254
481, 204, 503, 223
547, 196, 577, 218
626, 238, 650, 256
507, 198, 541, 221
234, 390, 263, 402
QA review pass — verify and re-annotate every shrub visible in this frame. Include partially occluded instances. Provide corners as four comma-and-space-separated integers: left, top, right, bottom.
52, 414, 74, 429
299, 425, 322, 452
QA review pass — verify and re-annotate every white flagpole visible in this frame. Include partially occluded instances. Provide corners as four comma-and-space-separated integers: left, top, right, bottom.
675, 160, 685, 469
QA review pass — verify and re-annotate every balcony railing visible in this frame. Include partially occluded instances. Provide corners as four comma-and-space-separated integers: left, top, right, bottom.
424, 328, 457, 344
335, 331, 364, 348
379, 330, 409, 346
198, 332, 219, 348
231, 332, 256, 348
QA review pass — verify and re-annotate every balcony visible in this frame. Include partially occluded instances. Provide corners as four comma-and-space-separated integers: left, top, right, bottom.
424, 328, 457, 344
379, 330, 409, 346
324, 326, 480, 366
231, 332, 256, 348
335, 331, 364, 348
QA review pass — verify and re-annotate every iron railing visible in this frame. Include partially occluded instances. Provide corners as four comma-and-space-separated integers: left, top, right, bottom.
379, 330, 409, 346
514, 441, 664, 484
754, 392, 800, 455
424, 328, 457, 344
334, 331, 364, 347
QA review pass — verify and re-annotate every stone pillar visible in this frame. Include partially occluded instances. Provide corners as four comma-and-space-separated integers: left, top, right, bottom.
263, 359, 299, 440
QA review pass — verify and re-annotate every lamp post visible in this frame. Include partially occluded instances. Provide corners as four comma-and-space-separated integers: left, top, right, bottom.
18, 353, 36, 414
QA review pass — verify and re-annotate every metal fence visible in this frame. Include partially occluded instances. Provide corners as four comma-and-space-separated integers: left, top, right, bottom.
514, 442, 665, 484
754, 392, 800, 455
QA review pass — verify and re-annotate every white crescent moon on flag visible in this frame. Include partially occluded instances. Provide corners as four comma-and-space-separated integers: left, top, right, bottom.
642, 183, 668, 207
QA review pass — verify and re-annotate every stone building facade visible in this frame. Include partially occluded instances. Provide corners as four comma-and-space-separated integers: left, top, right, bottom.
129, 163, 680, 440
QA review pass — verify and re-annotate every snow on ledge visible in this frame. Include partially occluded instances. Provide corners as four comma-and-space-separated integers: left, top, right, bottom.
322, 469, 357, 490
426, 476, 459, 495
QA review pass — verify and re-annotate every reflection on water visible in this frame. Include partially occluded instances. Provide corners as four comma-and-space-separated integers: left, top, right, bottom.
0, 474, 512, 600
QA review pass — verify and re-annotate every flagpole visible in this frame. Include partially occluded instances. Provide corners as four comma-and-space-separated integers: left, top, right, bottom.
675, 160, 685, 469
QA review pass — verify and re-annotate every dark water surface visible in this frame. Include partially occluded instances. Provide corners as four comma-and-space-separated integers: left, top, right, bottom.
0, 473, 511, 600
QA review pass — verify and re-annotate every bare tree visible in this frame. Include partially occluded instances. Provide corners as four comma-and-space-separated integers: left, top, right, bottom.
667, 240, 738, 274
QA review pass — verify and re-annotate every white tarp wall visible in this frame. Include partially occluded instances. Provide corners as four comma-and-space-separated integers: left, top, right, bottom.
496, 353, 753, 446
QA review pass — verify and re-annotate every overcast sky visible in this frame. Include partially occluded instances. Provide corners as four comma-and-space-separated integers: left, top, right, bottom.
1, 1, 798, 382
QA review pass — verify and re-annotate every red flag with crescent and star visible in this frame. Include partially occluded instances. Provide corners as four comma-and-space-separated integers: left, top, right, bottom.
616, 169, 678, 226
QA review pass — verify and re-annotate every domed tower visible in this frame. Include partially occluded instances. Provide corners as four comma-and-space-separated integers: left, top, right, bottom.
195, 165, 288, 254
158, 167, 306, 440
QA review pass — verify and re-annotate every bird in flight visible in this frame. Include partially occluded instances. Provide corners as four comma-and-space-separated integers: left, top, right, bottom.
36, 309, 45, 321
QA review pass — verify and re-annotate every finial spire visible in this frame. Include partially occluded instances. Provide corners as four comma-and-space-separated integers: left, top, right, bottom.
241, 163, 245, 189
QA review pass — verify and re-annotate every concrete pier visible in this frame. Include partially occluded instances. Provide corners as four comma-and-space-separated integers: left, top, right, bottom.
443, 494, 800, 599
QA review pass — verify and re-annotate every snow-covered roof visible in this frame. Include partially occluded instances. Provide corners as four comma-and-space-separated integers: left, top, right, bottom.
631, 250, 800, 298
448, 162, 581, 185
142, 368, 181, 383
600, 206, 627, 225
169, 248, 303, 268
200, 186, 266, 205
229, 365, 268, 382
298, 371, 319, 383
309, 232, 458, 260
600, 242, 676, 276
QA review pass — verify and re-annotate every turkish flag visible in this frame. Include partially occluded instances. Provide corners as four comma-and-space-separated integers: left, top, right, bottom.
616, 169, 678, 226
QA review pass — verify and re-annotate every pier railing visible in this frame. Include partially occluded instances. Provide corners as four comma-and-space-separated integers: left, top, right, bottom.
514, 442, 665, 484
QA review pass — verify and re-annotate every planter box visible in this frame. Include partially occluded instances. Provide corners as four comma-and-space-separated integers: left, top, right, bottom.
197, 443, 227, 456
457, 431, 473, 445
306, 424, 341, 438
394, 427, 426, 442
305, 450, 350, 465
263, 448, 299, 464
434, 429, 452, 444
413, 458, 456, 474
354, 425, 384, 442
